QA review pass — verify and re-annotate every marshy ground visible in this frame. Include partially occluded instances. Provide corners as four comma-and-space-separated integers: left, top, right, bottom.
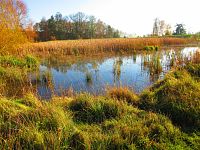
0, 38, 200, 149
0, 64, 200, 149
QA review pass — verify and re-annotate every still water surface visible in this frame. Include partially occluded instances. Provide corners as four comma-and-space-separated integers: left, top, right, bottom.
32, 47, 199, 99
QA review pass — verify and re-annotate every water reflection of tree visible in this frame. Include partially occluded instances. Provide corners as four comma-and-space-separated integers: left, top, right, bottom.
41, 56, 105, 74
41, 57, 73, 73
113, 57, 123, 84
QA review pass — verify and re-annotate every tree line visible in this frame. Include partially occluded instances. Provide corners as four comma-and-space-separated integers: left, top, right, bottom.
152, 18, 187, 36
34, 12, 121, 41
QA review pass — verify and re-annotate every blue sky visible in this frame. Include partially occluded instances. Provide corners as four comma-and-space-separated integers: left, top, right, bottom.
24, 0, 200, 35
23, 0, 90, 21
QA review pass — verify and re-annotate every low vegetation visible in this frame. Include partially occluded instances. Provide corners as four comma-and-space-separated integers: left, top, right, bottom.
0, 64, 200, 149
0, 55, 39, 97
140, 64, 200, 131
107, 87, 139, 105
25, 37, 190, 57
0, 92, 199, 149
0, 55, 39, 68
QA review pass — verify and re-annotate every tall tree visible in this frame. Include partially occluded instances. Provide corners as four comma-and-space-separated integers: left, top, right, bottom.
24, 20, 38, 41
70, 12, 87, 39
95, 19, 106, 38
174, 24, 186, 35
153, 18, 172, 36
0, 0, 27, 54
88, 15, 96, 38
159, 20, 166, 36
152, 18, 160, 36
47, 16, 56, 40
34, 18, 49, 41
105, 25, 113, 38
165, 24, 172, 35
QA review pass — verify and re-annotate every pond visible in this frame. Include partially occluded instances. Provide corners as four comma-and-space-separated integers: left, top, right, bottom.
31, 47, 199, 99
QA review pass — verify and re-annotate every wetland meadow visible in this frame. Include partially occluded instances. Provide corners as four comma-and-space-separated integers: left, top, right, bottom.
0, 0, 200, 149
1, 37, 200, 150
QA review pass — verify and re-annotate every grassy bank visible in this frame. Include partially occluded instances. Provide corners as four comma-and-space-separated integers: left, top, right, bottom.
139, 64, 200, 131
0, 93, 199, 149
0, 55, 39, 97
0, 64, 199, 149
24, 37, 190, 57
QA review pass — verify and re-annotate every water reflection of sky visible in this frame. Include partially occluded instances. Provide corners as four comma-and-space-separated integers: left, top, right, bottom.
34, 47, 199, 99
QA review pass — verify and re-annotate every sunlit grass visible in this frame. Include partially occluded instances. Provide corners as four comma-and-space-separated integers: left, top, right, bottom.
0, 84, 199, 149
0, 55, 39, 97
25, 37, 190, 57
139, 66, 200, 131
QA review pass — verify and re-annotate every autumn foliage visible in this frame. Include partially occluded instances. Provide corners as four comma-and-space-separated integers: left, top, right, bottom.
0, 0, 27, 55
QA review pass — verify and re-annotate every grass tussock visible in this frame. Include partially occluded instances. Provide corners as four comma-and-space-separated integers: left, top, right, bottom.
0, 89, 200, 149
69, 94, 121, 124
140, 66, 200, 131
25, 37, 189, 57
0, 93, 74, 149
107, 87, 139, 105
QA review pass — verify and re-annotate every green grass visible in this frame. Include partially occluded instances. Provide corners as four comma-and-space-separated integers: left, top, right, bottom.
0, 55, 39, 68
0, 90, 200, 149
0, 55, 39, 97
139, 67, 200, 131
69, 94, 121, 124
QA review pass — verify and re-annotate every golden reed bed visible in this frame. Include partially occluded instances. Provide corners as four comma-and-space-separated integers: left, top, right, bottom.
23, 37, 190, 56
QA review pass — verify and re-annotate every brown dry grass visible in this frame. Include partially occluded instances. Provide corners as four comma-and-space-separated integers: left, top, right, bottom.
23, 37, 190, 56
